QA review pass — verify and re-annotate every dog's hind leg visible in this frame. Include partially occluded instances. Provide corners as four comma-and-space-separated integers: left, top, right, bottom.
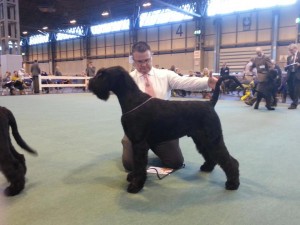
9, 141, 27, 174
191, 136, 216, 172
210, 140, 240, 190
0, 143, 26, 196
193, 132, 239, 190
126, 140, 149, 193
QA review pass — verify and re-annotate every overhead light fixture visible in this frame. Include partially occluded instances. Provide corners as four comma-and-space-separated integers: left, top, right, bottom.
101, 10, 110, 16
42, 26, 48, 30
22, 31, 28, 35
70, 19, 77, 24
142, 1, 152, 7
38, 30, 47, 35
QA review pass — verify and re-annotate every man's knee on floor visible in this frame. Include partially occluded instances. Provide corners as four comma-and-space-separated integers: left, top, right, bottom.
161, 157, 184, 169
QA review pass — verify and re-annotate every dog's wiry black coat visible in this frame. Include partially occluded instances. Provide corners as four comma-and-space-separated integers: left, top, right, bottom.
89, 66, 240, 193
0, 106, 37, 196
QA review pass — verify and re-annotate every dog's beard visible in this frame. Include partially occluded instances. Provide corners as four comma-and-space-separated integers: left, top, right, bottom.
96, 90, 110, 101
89, 77, 112, 101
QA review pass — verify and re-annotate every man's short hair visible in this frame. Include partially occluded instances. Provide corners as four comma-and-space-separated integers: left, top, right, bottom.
255, 47, 262, 52
131, 41, 151, 54
288, 43, 298, 51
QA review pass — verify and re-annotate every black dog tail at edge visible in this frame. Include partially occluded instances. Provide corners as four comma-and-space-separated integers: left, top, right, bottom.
7, 109, 38, 155
210, 75, 244, 107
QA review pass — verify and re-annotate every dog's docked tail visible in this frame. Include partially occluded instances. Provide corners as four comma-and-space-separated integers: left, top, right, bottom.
210, 74, 244, 107
6, 108, 38, 155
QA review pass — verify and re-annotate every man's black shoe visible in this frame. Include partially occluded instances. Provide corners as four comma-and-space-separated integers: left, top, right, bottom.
288, 105, 297, 109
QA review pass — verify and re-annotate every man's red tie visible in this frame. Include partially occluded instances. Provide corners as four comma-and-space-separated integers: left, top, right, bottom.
143, 74, 155, 97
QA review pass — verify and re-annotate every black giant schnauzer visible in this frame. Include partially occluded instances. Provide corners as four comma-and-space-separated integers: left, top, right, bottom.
0, 106, 37, 196
89, 66, 240, 194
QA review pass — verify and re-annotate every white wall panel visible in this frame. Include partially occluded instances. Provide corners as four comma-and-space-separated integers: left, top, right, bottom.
115, 33, 124, 45
222, 15, 236, 33
137, 28, 147, 41
186, 37, 194, 49
278, 27, 297, 41
222, 33, 236, 45
56, 60, 86, 75
257, 29, 271, 42
237, 31, 256, 44
257, 10, 272, 29
106, 34, 115, 46
203, 50, 214, 72
147, 27, 158, 41
172, 38, 185, 50
106, 46, 114, 55
159, 40, 171, 51
159, 26, 171, 40
148, 41, 159, 52
153, 53, 194, 74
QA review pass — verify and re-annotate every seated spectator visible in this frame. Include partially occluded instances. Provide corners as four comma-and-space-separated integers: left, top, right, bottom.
201, 68, 211, 99
173, 67, 187, 97
188, 70, 195, 77
220, 62, 231, 94
22, 72, 33, 88
244, 58, 255, 82
18, 68, 26, 80
54, 66, 63, 89
11, 71, 25, 95
41, 71, 51, 94
2, 71, 15, 95
202, 68, 210, 77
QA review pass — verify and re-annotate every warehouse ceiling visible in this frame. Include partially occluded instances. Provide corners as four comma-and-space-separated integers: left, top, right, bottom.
19, 0, 209, 36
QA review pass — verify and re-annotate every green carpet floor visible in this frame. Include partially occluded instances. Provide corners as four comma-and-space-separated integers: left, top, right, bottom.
0, 93, 300, 225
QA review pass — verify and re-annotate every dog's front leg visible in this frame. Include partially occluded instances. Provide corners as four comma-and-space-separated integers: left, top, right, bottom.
127, 141, 148, 193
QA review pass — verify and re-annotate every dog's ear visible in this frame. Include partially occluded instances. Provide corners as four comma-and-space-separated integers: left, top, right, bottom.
96, 67, 106, 76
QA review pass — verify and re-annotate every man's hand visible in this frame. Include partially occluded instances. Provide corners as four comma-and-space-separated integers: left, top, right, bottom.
208, 71, 218, 90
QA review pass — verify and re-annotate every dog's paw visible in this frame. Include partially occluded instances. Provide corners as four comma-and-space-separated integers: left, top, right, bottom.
225, 180, 240, 190
127, 172, 134, 182
200, 162, 215, 172
4, 185, 24, 196
127, 183, 143, 194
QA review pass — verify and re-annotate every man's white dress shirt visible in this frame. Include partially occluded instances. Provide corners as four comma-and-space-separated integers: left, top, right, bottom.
130, 67, 209, 100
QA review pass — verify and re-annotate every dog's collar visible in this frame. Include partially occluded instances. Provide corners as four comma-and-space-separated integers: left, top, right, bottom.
122, 97, 154, 116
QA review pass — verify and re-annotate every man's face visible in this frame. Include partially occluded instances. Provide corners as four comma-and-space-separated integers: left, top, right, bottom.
256, 50, 262, 57
132, 50, 153, 74
289, 48, 297, 55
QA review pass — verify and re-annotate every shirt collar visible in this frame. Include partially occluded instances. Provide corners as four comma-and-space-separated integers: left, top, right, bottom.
137, 67, 155, 77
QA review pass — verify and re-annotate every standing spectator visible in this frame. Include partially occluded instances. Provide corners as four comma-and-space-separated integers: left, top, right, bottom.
285, 43, 300, 109
54, 66, 62, 76
220, 62, 230, 77
220, 62, 230, 94
245, 47, 273, 108
54, 66, 63, 87
270, 59, 282, 106
86, 61, 96, 77
31, 60, 41, 93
